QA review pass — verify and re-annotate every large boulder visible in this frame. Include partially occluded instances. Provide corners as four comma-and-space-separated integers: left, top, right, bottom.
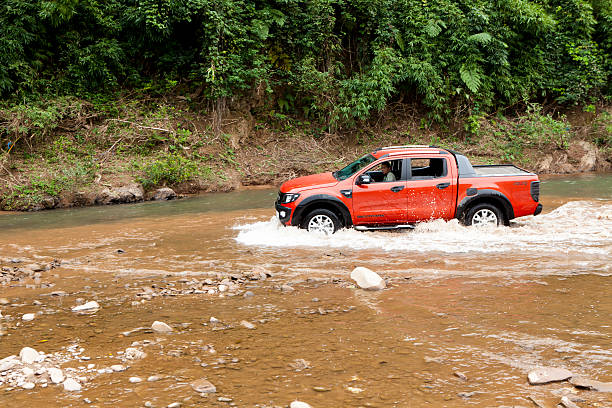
350, 267, 386, 290
148, 187, 176, 201
97, 184, 144, 205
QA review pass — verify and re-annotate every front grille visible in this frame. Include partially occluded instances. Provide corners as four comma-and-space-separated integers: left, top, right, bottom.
530, 181, 540, 202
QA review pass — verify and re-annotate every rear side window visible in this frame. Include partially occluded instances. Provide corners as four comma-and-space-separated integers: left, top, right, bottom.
410, 158, 447, 179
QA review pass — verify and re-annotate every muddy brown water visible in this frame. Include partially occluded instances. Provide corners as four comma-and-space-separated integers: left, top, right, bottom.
0, 174, 611, 407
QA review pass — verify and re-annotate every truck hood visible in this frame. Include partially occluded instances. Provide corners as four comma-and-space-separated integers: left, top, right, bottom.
280, 172, 338, 192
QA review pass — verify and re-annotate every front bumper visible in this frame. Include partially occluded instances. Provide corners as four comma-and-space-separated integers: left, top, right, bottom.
275, 201, 292, 225
534, 203, 543, 216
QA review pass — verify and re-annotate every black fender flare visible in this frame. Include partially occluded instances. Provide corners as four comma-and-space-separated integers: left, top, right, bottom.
456, 189, 515, 222
291, 195, 352, 227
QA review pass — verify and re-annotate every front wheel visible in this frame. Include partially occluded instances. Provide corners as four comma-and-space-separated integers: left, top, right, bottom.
302, 209, 341, 234
464, 203, 503, 227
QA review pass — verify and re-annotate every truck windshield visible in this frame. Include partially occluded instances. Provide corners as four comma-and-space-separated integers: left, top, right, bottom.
333, 154, 377, 180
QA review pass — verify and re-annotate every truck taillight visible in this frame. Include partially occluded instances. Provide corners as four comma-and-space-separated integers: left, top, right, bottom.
530, 181, 540, 202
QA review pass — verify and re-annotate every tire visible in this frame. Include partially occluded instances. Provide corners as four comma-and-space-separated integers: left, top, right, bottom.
463, 203, 503, 227
302, 209, 342, 234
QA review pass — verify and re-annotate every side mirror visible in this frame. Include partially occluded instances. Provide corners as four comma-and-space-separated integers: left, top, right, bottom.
356, 174, 372, 185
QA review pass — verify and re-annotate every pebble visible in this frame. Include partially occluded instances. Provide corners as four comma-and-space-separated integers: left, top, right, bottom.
63, 378, 81, 392
350, 267, 386, 290
72, 301, 100, 312
243, 291, 254, 298
559, 396, 580, 408
218, 397, 233, 402
49, 367, 65, 384
129, 376, 142, 383
125, 347, 146, 360
290, 401, 312, 408
191, 378, 217, 393
147, 375, 163, 382
281, 284, 295, 293
22, 313, 35, 321
240, 320, 256, 330
151, 321, 173, 333
209, 317, 219, 323
22, 382, 35, 390
218, 285, 228, 293
167, 403, 181, 408
19, 347, 41, 364
111, 364, 126, 372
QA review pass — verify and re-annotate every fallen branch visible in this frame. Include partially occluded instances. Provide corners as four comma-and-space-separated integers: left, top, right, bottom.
107, 119, 174, 133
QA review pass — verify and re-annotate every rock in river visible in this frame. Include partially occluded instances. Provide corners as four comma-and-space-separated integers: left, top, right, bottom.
63, 378, 81, 392
350, 267, 386, 290
19, 347, 41, 364
151, 321, 173, 333
72, 301, 100, 312
290, 401, 312, 408
191, 378, 216, 393
569, 376, 612, 392
527, 367, 573, 385
22, 313, 35, 321
48, 367, 65, 384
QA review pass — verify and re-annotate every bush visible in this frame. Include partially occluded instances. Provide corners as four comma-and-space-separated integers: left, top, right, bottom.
137, 154, 200, 190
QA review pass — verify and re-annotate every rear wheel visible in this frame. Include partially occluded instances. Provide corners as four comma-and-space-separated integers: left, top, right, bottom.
464, 203, 503, 227
302, 209, 341, 234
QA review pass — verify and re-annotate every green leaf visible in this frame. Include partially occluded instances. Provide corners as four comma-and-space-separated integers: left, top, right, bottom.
459, 64, 482, 93
467, 32, 493, 44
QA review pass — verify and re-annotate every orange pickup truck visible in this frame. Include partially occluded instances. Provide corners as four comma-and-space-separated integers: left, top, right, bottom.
275, 146, 542, 234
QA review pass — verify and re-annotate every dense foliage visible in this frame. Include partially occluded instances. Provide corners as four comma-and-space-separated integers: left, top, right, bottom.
1, 0, 611, 125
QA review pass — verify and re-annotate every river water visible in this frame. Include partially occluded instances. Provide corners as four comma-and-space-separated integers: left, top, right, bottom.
0, 174, 611, 407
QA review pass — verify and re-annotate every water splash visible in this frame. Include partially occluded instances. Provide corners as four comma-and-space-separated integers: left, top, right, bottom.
235, 201, 612, 257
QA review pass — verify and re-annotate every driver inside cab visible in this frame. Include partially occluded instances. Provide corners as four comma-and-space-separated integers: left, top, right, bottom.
381, 161, 396, 182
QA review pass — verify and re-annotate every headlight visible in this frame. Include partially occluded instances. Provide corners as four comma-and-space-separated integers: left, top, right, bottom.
282, 193, 300, 203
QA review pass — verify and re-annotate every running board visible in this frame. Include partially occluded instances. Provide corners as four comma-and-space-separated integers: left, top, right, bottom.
354, 225, 415, 231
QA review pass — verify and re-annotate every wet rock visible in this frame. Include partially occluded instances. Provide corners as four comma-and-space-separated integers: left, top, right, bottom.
569, 376, 612, 392
125, 347, 146, 360
559, 396, 580, 408
313, 386, 331, 392
147, 375, 163, 382
191, 378, 217, 393
350, 267, 386, 290
129, 376, 142, 383
167, 403, 181, 408
218, 284, 228, 293
454, 371, 468, 381
528, 367, 573, 385
290, 401, 312, 408
22, 313, 35, 321
243, 291, 254, 298
240, 320, 256, 330
63, 378, 81, 392
0, 298, 9, 305
151, 321, 173, 333
281, 284, 295, 293
288, 359, 311, 371
19, 347, 41, 364
150, 188, 176, 201
209, 317, 219, 323
111, 364, 126, 372
72, 301, 100, 312
49, 367, 64, 384
218, 397, 232, 402
0, 356, 19, 371
22, 382, 35, 390
98, 184, 144, 205
457, 391, 476, 398
527, 395, 546, 408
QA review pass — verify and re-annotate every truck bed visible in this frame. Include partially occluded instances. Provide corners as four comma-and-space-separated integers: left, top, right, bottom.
472, 165, 533, 176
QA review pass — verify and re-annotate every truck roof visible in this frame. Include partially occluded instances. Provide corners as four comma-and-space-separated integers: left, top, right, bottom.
371, 145, 452, 158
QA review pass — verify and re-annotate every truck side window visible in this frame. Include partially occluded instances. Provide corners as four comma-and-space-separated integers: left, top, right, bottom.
410, 158, 447, 179
366, 159, 404, 182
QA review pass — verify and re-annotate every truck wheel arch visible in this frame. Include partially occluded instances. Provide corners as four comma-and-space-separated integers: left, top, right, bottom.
457, 190, 514, 225
291, 195, 353, 228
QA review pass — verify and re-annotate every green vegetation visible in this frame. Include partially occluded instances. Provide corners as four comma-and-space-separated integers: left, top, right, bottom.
0, 0, 611, 210
1, 0, 610, 127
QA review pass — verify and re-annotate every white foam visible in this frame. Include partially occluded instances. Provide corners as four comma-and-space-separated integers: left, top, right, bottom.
235, 201, 612, 257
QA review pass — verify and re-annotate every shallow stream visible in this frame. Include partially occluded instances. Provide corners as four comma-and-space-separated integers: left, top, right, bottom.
0, 174, 610, 407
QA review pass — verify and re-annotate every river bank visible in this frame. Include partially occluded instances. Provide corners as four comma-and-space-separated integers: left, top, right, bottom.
1, 97, 611, 211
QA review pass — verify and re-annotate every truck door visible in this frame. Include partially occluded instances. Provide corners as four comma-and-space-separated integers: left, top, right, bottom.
406, 156, 456, 222
352, 158, 408, 224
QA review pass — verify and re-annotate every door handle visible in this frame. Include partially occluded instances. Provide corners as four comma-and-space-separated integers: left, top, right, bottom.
436, 182, 450, 189
390, 185, 405, 193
